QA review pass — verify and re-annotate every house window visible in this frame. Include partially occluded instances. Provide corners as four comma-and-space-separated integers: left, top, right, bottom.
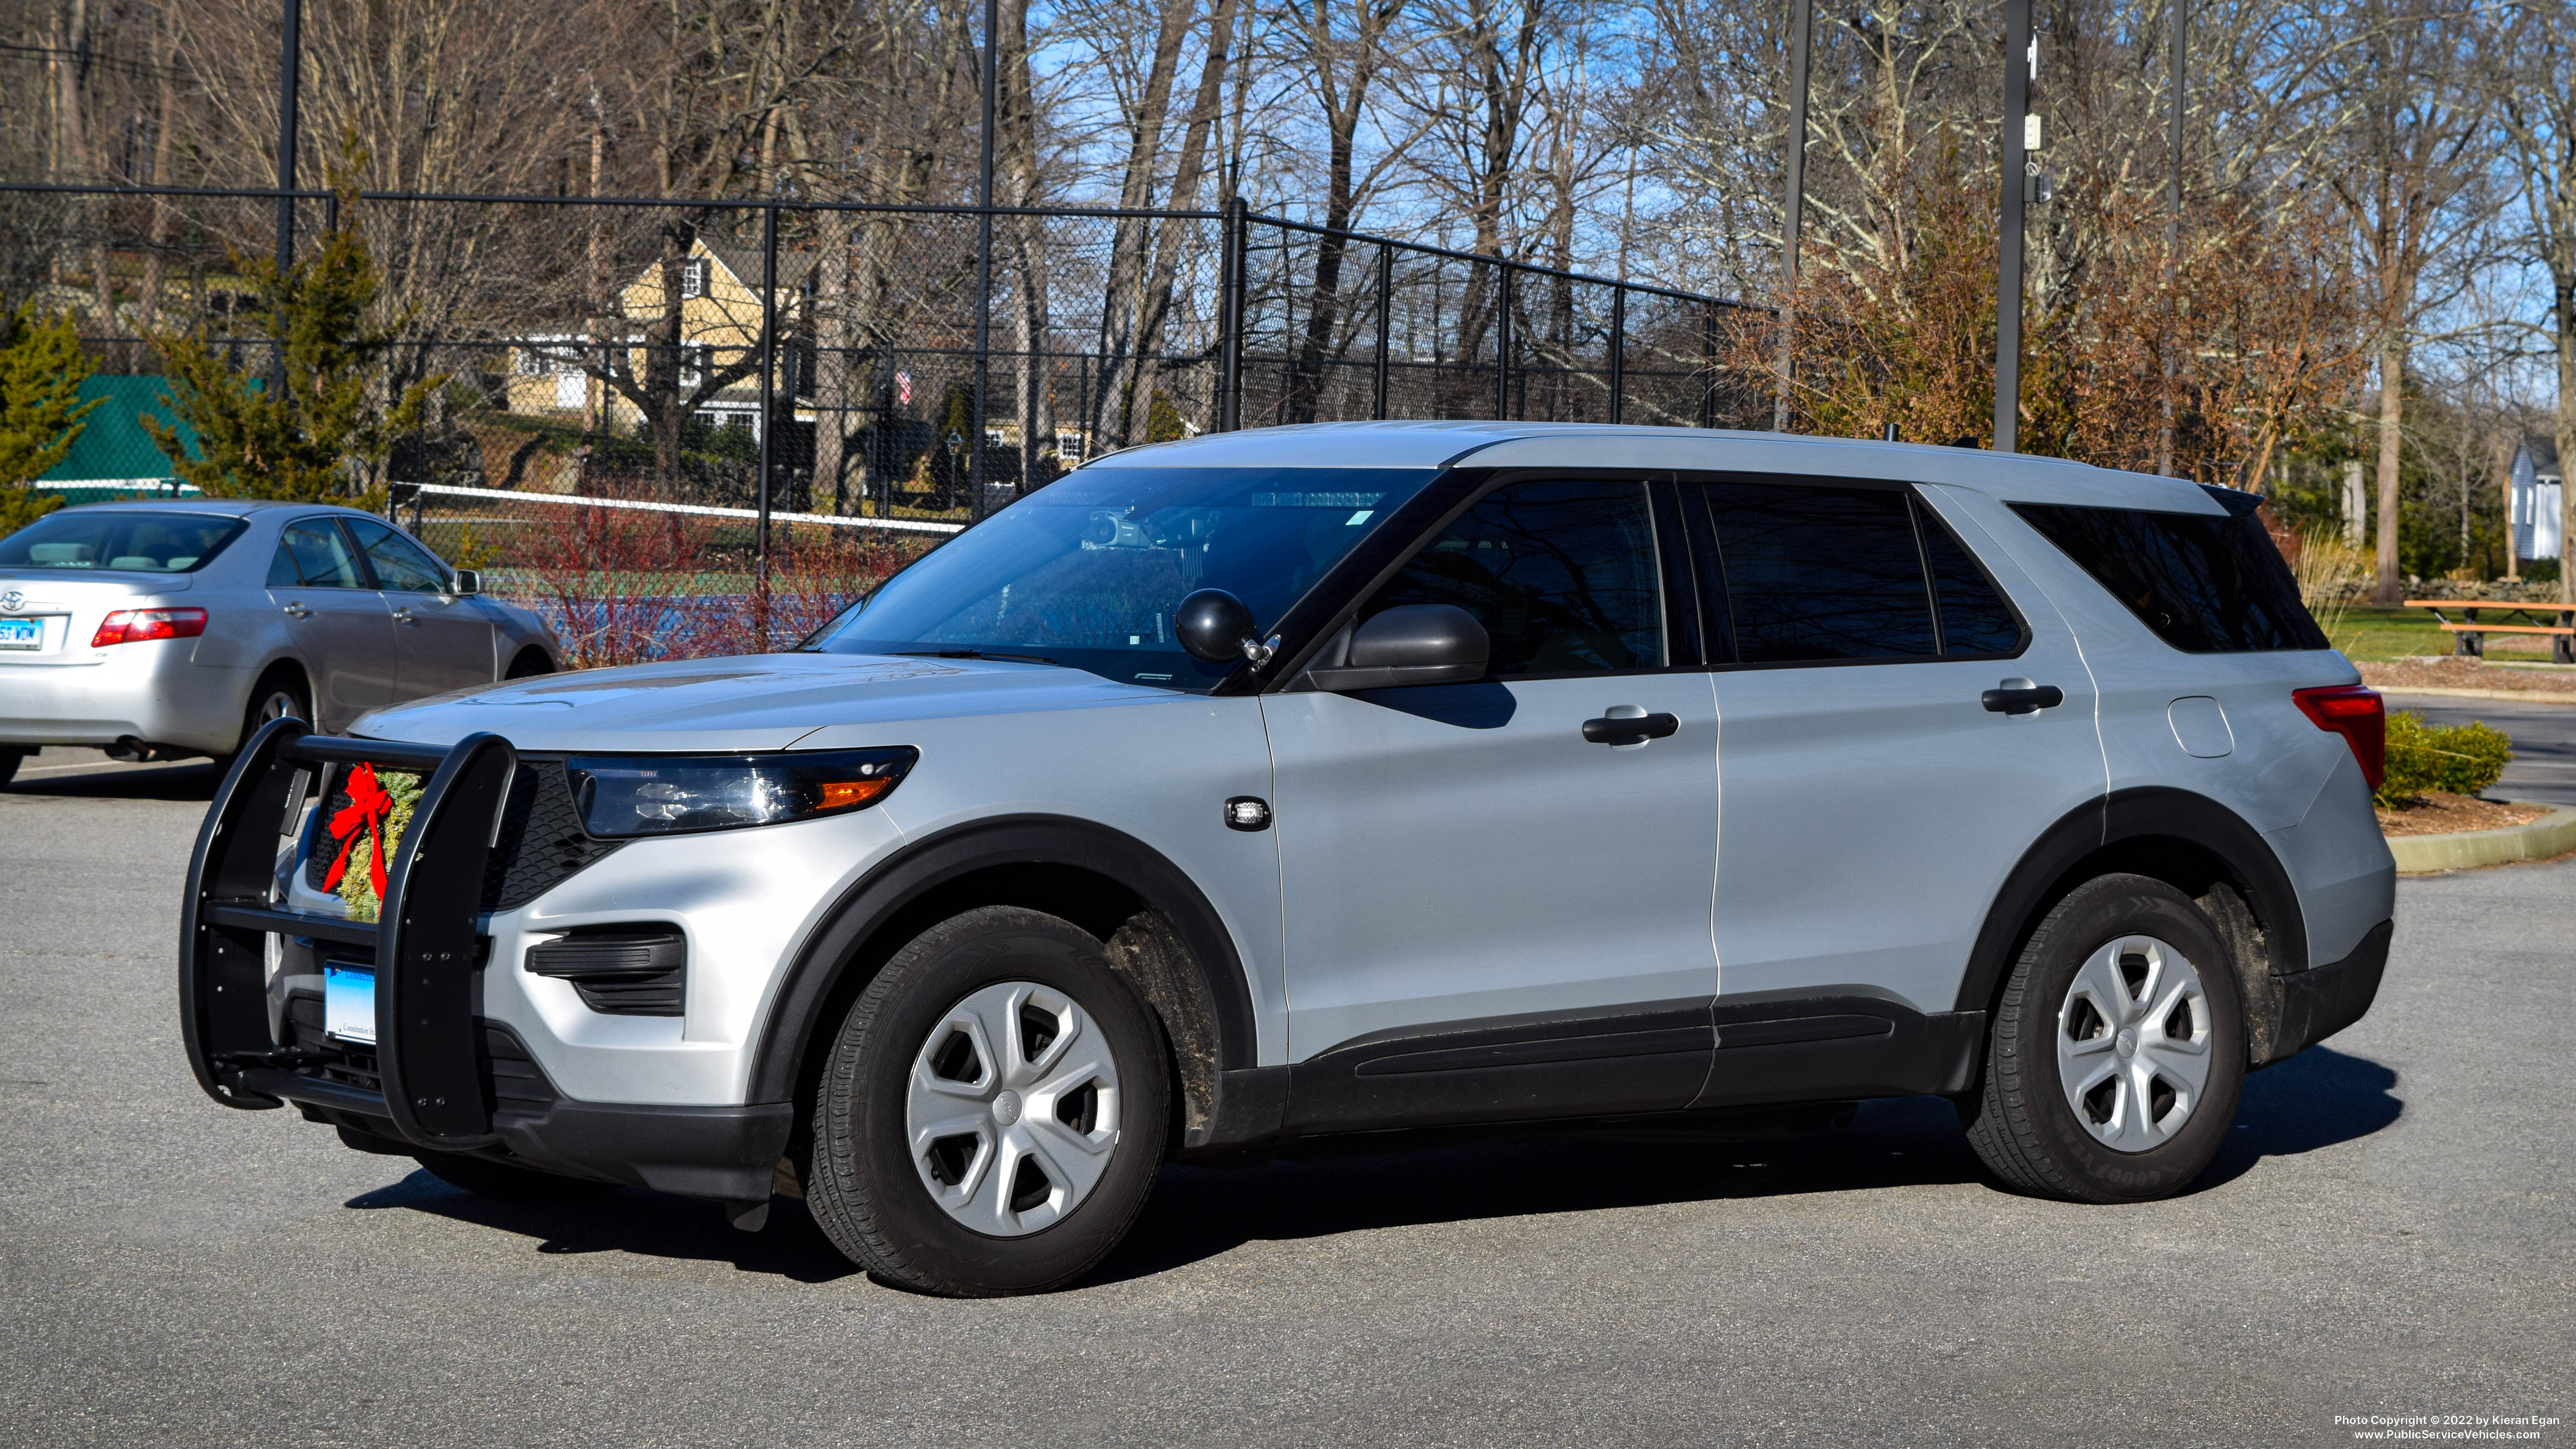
679, 259, 709, 300
678, 343, 714, 388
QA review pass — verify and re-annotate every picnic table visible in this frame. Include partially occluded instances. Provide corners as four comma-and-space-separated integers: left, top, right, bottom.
2402, 599, 2576, 664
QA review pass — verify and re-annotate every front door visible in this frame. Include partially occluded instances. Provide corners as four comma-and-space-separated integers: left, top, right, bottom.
1689, 475, 2105, 1021
347, 517, 496, 697
1265, 477, 1720, 1119
265, 518, 396, 731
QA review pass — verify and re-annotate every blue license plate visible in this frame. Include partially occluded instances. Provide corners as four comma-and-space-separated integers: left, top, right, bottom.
323, 962, 376, 1044
0, 618, 39, 650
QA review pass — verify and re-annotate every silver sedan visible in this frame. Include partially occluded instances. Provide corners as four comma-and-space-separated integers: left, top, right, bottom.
0, 499, 560, 787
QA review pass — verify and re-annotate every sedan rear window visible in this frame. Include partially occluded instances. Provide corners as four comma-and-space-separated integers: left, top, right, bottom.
2012, 493, 2327, 653
0, 510, 247, 573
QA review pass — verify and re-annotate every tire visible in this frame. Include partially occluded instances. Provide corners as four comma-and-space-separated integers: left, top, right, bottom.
806, 905, 1171, 1296
1961, 873, 2245, 1204
410, 1150, 620, 1203
241, 669, 311, 743
504, 648, 556, 679
0, 750, 21, 790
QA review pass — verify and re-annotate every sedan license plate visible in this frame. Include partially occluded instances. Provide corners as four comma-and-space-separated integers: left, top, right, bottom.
323, 962, 376, 1044
0, 618, 40, 651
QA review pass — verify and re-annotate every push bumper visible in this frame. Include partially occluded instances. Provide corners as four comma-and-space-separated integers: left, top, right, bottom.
180, 721, 790, 1207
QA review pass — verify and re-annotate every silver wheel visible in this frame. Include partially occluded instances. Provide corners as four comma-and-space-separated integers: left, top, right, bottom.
905, 980, 1123, 1238
253, 686, 304, 726
2057, 934, 2213, 1152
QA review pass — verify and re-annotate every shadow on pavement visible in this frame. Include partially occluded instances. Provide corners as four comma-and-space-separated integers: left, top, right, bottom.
345, 1171, 863, 1284
7, 757, 223, 802
333, 1047, 2402, 1291
2199, 1044, 2403, 1188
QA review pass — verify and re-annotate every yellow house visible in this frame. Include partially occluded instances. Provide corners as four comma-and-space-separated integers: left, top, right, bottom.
506, 238, 816, 442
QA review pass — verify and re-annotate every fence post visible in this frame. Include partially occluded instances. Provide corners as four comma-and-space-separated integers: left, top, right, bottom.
1219, 196, 1246, 432
1700, 305, 1720, 429
756, 199, 779, 642
1495, 265, 1513, 422
1374, 243, 1392, 421
1607, 286, 1626, 426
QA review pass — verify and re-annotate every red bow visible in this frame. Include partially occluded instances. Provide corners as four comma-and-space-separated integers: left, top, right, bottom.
322, 762, 396, 902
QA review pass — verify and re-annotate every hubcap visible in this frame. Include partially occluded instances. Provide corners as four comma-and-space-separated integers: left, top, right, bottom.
2056, 934, 2212, 1153
904, 981, 1121, 1237
258, 690, 302, 725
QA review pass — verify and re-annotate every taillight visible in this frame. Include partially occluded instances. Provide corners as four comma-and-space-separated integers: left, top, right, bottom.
92, 607, 208, 647
2292, 684, 2385, 790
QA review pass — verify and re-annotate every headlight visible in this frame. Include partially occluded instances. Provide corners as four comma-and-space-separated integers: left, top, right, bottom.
565, 748, 917, 838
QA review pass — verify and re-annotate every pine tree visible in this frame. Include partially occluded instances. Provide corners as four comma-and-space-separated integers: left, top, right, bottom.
143, 155, 440, 502
0, 307, 101, 534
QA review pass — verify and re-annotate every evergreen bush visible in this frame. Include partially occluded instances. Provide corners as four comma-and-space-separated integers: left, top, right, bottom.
2378, 711, 2512, 807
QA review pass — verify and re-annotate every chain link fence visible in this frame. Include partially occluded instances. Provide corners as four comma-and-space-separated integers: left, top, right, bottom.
6, 182, 1770, 664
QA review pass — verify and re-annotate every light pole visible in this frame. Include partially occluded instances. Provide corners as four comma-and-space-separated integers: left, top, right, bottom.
969, 0, 999, 521
1992, 0, 2033, 452
1773, 0, 1814, 434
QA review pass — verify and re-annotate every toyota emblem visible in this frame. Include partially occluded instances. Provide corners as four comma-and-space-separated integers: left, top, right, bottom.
0, 592, 23, 613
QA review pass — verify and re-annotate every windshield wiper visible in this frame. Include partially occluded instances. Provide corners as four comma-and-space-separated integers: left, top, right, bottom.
889, 648, 1060, 667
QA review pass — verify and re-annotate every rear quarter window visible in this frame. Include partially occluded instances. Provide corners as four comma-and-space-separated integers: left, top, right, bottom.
2012, 493, 2327, 653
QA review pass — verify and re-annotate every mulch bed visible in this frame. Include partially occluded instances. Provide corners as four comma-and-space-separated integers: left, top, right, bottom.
2375, 791, 2553, 837
2360, 658, 2576, 695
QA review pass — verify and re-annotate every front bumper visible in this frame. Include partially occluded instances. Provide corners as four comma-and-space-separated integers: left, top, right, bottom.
180, 722, 791, 1206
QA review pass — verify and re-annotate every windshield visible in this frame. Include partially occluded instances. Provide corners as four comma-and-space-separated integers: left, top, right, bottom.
810, 465, 1440, 689
0, 509, 247, 573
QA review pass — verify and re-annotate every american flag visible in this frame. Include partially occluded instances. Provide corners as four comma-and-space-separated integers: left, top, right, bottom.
896, 370, 913, 405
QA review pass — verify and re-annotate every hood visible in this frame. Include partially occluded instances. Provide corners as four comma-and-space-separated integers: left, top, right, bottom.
351, 651, 1181, 754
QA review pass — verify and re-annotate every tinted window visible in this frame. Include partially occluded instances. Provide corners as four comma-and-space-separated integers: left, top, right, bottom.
269, 521, 366, 588
1365, 479, 1662, 675
2013, 496, 2327, 653
1701, 482, 1935, 662
0, 510, 245, 572
347, 517, 451, 592
813, 466, 1441, 691
1921, 512, 2025, 655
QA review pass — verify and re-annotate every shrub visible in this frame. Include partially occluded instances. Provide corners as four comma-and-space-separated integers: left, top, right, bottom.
2378, 712, 2512, 807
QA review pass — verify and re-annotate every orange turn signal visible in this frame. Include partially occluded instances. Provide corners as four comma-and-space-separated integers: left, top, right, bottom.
817, 778, 895, 811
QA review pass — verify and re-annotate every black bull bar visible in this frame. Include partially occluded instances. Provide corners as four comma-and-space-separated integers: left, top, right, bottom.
180, 718, 519, 1147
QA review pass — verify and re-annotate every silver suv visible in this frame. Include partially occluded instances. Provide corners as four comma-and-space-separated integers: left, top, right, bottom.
179, 424, 2394, 1296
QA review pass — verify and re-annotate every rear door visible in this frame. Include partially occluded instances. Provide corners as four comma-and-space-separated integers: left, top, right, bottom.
346, 517, 496, 697
1263, 476, 1720, 1121
1691, 475, 2105, 1020
265, 518, 396, 731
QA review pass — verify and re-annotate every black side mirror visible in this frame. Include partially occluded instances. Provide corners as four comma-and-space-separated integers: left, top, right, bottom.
1305, 605, 1489, 691
1175, 588, 1267, 665
450, 569, 482, 597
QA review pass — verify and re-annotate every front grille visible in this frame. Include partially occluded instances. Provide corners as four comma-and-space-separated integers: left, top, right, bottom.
303, 756, 622, 911
285, 994, 561, 1117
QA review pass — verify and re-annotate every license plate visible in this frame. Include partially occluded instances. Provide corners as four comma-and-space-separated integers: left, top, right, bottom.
0, 618, 39, 651
324, 962, 376, 1044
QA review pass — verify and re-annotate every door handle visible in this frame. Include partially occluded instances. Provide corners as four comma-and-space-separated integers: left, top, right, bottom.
1582, 712, 1680, 745
1981, 678, 2065, 715
392, 608, 416, 625
281, 602, 310, 619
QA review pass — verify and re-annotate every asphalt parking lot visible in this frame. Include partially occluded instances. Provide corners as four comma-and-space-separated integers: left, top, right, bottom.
2, 746, 2569, 1447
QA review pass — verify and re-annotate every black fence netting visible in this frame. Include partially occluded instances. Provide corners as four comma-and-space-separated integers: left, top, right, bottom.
6, 183, 1771, 662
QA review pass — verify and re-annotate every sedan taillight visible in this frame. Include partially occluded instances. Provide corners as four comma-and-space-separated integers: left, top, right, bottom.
93, 607, 208, 647
2291, 683, 2385, 790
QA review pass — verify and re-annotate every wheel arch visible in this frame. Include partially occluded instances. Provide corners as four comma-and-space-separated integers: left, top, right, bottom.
1954, 787, 2310, 1066
747, 814, 1260, 1158
232, 655, 317, 746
